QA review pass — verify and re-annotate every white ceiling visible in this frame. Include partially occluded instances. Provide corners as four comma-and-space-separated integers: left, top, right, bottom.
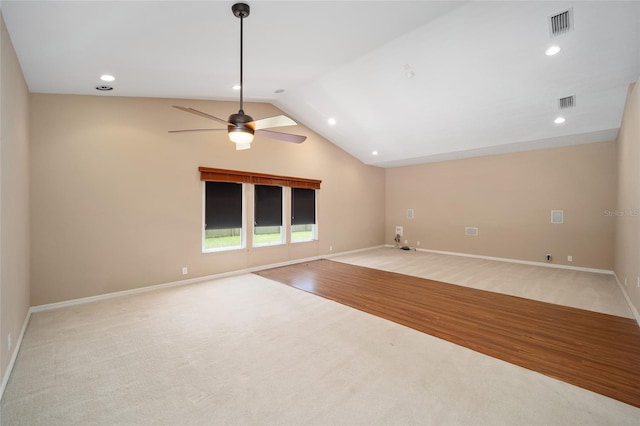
2, 1, 639, 167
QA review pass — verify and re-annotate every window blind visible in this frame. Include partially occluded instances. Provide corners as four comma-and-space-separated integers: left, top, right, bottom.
292, 188, 316, 225
254, 185, 283, 227
205, 181, 242, 230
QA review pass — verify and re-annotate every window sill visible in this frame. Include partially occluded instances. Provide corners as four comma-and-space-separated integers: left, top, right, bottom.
202, 246, 244, 254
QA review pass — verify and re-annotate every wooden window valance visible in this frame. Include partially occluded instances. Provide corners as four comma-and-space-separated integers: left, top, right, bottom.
199, 167, 321, 190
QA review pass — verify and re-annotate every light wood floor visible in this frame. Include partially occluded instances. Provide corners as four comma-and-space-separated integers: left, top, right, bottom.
256, 249, 640, 408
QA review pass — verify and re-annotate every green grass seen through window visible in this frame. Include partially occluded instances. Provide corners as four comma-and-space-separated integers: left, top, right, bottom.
205, 230, 313, 250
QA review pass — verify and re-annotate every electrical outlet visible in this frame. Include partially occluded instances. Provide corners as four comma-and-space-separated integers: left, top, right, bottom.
417, 241, 420, 246
182, 267, 188, 275
395, 226, 403, 237
329, 245, 333, 252
567, 255, 572, 262
404, 240, 408, 245
546, 254, 552, 262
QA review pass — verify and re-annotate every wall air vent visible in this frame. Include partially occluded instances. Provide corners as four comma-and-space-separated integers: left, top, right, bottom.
465, 227, 479, 236
558, 95, 575, 109
549, 9, 573, 37
551, 210, 564, 224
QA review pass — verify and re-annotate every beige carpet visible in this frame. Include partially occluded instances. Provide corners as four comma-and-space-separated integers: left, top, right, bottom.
2, 263, 639, 425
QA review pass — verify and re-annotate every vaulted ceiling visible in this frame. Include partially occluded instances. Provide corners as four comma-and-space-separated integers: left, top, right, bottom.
2, 1, 639, 167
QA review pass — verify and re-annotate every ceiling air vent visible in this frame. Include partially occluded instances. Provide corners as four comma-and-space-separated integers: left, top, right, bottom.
549, 8, 573, 37
558, 95, 575, 109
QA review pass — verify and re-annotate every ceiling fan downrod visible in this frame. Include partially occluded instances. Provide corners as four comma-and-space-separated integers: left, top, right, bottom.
232, 3, 250, 115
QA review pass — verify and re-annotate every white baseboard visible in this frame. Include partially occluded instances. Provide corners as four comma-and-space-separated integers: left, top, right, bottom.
0, 308, 31, 401
613, 272, 640, 327
31, 246, 385, 313
383, 244, 614, 275
31, 268, 259, 313
324, 245, 387, 259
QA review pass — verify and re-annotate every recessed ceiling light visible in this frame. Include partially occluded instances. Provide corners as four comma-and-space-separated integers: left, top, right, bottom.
274, 89, 285, 94
554, 116, 566, 124
232, 84, 241, 90
100, 74, 115, 82
545, 45, 561, 56
404, 64, 415, 79
372, 150, 378, 156
328, 118, 336, 126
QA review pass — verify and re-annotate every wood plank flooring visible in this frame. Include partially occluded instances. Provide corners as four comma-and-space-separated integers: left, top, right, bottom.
255, 259, 640, 408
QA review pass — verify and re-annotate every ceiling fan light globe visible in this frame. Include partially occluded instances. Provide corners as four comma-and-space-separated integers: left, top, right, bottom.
228, 128, 254, 145
235, 142, 252, 151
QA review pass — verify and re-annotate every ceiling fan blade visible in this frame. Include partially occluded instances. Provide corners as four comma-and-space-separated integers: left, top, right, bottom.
172, 105, 230, 125
256, 129, 306, 144
168, 128, 225, 133
251, 115, 297, 130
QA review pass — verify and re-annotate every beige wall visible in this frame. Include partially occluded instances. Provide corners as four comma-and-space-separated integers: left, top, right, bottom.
29, 94, 385, 305
615, 82, 640, 316
386, 141, 617, 270
0, 14, 31, 384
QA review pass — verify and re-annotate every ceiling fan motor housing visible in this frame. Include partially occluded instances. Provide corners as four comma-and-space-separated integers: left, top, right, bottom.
228, 112, 255, 134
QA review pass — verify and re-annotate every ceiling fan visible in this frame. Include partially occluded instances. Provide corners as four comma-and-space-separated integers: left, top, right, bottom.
170, 2, 306, 150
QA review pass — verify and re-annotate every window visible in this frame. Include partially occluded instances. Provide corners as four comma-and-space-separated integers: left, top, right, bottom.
254, 185, 284, 247
199, 167, 321, 251
291, 188, 316, 243
203, 181, 244, 251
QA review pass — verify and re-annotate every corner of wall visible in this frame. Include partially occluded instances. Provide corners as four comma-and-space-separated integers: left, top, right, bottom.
0, 10, 32, 399
614, 80, 640, 321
